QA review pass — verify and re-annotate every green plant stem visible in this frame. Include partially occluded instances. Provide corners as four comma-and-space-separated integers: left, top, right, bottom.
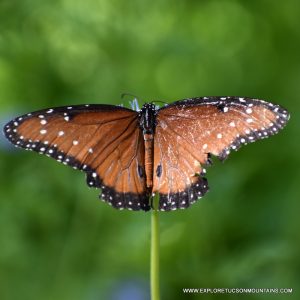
151, 195, 160, 300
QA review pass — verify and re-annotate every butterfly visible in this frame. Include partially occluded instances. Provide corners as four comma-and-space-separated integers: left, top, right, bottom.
3, 96, 290, 211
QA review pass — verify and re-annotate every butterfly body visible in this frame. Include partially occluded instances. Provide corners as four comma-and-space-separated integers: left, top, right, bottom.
3, 97, 290, 212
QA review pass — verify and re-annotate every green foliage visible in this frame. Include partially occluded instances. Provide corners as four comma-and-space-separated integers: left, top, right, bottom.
0, 0, 299, 299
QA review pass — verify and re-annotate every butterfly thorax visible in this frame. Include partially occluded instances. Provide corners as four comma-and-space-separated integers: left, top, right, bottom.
139, 103, 157, 134
139, 103, 157, 190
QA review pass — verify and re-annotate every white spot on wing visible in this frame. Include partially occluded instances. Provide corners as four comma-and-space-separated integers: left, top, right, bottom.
40, 129, 47, 134
229, 121, 235, 127
217, 133, 222, 139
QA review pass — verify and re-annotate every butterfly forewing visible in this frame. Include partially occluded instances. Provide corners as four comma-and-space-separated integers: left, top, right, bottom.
4, 104, 150, 211
153, 97, 289, 211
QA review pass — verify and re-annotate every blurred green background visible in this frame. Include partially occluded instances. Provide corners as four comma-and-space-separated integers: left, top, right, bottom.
0, 0, 299, 299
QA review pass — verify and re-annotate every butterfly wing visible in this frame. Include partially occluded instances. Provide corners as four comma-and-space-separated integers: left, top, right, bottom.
153, 96, 290, 211
4, 104, 150, 211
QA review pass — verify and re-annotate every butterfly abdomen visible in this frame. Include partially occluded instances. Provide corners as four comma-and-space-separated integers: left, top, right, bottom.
144, 132, 154, 189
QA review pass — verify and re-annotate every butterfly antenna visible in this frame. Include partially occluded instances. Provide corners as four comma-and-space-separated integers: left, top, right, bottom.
121, 93, 141, 111
151, 100, 168, 109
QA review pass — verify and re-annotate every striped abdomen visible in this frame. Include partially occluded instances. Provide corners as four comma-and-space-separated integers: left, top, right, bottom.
144, 133, 154, 189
